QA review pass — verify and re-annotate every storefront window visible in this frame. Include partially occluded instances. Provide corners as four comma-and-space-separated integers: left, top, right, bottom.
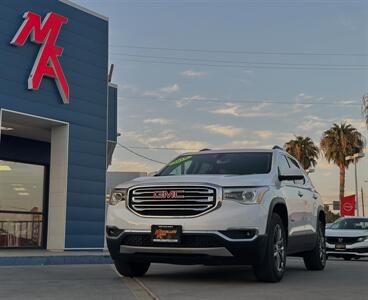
0, 161, 45, 248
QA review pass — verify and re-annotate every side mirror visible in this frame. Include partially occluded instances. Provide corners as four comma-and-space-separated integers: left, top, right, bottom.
279, 167, 304, 181
306, 168, 315, 174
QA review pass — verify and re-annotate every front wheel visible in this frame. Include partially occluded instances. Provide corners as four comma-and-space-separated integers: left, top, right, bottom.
114, 259, 150, 277
253, 213, 286, 282
303, 220, 326, 271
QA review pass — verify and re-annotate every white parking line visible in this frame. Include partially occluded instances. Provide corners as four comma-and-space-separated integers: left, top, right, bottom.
110, 265, 159, 300
124, 277, 160, 300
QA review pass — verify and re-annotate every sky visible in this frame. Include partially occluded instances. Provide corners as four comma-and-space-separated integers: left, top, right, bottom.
75, 0, 368, 211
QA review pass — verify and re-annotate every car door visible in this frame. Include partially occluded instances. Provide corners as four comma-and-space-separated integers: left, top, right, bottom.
286, 156, 318, 249
277, 155, 306, 239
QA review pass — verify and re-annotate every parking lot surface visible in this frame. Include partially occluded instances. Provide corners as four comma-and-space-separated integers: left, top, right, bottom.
0, 258, 367, 300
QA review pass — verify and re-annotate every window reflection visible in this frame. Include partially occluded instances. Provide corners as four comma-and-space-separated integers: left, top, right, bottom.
0, 160, 45, 248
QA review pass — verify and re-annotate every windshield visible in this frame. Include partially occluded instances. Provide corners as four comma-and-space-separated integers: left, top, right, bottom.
330, 218, 368, 230
158, 152, 272, 176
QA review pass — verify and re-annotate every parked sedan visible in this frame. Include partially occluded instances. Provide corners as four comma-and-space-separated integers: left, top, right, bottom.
326, 217, 368, 260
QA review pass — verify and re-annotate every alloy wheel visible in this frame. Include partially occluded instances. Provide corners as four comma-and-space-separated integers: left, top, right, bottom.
319, 226, 327, 266
273, 224, 286, 273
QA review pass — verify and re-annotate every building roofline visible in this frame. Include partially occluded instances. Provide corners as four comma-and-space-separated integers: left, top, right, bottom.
58, 0, 109, 21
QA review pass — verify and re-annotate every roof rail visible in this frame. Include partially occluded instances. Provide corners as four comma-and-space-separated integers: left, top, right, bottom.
199, 148, 211, 152
272, 145, 283, 150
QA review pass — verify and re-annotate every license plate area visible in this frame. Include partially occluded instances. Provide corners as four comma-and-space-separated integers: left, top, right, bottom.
151, 225, 182, 243
335, 244, 346, 250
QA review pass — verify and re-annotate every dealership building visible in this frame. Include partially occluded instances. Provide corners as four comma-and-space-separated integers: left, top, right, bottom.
0, 0, 117, 251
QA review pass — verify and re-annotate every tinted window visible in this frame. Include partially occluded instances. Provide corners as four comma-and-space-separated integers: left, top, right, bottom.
159, 152, 272, 176
278, 155, 290, 173
288, 157, 300, 169
330, 218, 368, 230
278, 155, 294, 184
286, 156, 306, 185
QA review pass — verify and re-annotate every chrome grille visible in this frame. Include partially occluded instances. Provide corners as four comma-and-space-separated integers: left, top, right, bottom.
128, 186, 217, 217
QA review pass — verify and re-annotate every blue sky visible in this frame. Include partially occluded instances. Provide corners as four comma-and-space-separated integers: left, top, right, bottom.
75, 0, 368, 209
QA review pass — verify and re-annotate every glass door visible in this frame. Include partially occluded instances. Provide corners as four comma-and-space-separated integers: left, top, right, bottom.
0, 160, 46, 248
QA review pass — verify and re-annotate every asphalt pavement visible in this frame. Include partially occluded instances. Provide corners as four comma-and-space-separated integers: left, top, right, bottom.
0, 258, 367, 300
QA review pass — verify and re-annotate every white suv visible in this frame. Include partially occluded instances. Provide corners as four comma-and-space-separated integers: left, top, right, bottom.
106, 147, 326, 282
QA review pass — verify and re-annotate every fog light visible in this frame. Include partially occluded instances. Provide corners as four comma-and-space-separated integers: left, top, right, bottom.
106, 226, 124, 237
220, 229, 258, 239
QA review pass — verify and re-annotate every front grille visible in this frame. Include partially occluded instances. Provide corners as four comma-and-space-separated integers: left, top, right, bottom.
122, 233, 221, 248
128, 186, 217, 217
326, 236, 362, 245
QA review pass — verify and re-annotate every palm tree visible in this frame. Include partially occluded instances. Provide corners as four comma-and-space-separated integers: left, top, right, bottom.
363, 94, 368, 129
320, 123, 365, 200
284, 136, 319, 170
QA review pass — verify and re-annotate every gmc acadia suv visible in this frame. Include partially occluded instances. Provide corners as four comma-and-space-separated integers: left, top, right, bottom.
106, 148, 326, 282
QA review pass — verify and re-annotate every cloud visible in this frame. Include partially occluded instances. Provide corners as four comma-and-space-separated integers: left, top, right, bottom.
297, 115, 329, 132
124, 129, 176, 146
181, 70, 207, 78
203, 124, 243, 137
117, 84, 138, 94
254, 130, 293, 141
176, 95, 207, 108
165, 140, 208, 153
341, 118, 366, 133
201, 123, 293, 142
228, 140, 265, 148
143, 118, 170, 125
160, 84, 179, 93
210, 102, 284, 118
143, 84, 180, 97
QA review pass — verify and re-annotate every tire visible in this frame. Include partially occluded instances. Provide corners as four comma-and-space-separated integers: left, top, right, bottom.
253, 213, 286, 282
114, 259, 150, 277
303, 220, 326, 271
343, 256, 353, 261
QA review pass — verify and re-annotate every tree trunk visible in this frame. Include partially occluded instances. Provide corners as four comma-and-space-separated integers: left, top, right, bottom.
339, 164, 345, 200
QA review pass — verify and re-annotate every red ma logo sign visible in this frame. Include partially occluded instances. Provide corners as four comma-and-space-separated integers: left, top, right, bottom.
11, 12, 70, 104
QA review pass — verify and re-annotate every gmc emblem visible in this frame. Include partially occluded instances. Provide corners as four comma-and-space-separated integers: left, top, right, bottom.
153, 190, 184, 199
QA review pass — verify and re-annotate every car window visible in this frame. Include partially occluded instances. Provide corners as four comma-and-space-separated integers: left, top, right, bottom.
278, 155, 290, 172
287, 157, 300, 169
286, 156, 306, 186
330, 218, 368, 230
159, 152, 273, 176
278, 155, 294, 184
168, 160, 192, 176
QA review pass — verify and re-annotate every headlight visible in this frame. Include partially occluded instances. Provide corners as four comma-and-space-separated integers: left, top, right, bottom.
357, 236, 368, 242
109, 189, 127, 205
222, 187, 268, 204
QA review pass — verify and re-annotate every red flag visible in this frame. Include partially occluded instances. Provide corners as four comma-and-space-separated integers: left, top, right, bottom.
340, 194, 356, 216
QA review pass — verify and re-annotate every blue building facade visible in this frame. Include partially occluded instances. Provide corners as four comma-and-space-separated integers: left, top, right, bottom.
0, 0, 117, 250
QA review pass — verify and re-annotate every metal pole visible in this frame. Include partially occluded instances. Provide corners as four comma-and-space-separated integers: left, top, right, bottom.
361, 187, 365, 217
354, 157, 359, 216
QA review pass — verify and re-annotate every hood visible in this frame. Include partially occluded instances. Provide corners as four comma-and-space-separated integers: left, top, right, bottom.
114, 174, 274, 189
326, 229, 368, 237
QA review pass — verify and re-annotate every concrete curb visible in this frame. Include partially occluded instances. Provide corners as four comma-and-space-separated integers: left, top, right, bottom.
0, 255, 113, 266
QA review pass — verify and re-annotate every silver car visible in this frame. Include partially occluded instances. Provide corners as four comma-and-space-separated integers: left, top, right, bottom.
107, 148, 326, 282
326, 217, 368, 260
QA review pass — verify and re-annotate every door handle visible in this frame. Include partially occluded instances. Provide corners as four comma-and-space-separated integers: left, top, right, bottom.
297, 191, 303, 197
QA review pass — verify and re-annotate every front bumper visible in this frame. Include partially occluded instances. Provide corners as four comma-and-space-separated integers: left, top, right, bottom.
326, 242, 368, 257
106, 200, 269, 235
106, 229, 268, 265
